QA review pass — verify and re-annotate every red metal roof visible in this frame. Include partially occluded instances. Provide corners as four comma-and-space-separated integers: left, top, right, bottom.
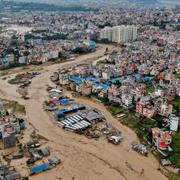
50, 100, 59, 106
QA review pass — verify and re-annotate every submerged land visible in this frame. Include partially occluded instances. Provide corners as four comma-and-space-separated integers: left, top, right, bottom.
0, 44, 173, 180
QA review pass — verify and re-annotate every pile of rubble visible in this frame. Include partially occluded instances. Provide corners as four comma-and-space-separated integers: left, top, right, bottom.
100, 123, 123, 145
2, 139, 61, 177
0, 161, 21, 180
132, 144, 148, 156
8, 72, 40, 86
50, 72, 59, 82
30, 156, 60, 176
25, 139, 61, 176
0, 100, 26, 149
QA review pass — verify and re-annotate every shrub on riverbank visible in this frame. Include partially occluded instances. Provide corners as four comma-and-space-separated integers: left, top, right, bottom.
170, 97, 180, 116
169, 132, 180, 168
4, 100, 26, 114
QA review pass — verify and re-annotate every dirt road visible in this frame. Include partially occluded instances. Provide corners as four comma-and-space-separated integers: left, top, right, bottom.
0, 44, 167, 180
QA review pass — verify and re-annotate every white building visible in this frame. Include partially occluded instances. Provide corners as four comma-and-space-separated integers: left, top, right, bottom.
100, 25, 137, 44
102, 71, 111, 80
121, 94, 133, 107
154, 89, 164, 97
169, 114, 179, 132
18, 56, 26, 64
6, 54, 15, 64
50, 50, 59, 59
100, 27, 113, 42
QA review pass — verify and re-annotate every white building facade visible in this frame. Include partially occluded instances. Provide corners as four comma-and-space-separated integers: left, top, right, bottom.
169, 114, 179, 131
100, 25, 137, 44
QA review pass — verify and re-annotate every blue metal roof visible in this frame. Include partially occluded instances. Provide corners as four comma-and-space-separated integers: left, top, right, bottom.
89, 40, 96, 48
70, 76, 84, 83
109, 77, 122, 84
59, 99, 70, 105
99, 82, 109, 88
56, 104, 86, 117
19, 122, 25, 129
86, 77, 100, 82
30, 163, 49, 174
0, 58, 9, 65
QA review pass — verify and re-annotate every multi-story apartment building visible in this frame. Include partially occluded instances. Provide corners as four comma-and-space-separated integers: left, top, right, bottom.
152, 128, 172, 151
169, 114, 179, 132
100, 27, 113, 42
121, 93, 133, 107
100, 25, 137, 44
136, 101, 156, 118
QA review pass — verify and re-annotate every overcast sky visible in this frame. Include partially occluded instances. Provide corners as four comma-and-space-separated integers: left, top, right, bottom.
12, 0, 180, 5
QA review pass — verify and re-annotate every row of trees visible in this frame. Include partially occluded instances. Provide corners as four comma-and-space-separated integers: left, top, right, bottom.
25, 33, 68, 41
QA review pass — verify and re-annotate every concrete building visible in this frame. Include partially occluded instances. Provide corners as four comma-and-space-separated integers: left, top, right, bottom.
6, 54, 15, 64
18, 56, 26, 64
136, 101, 156, 118
100, 27, 113, 42
169, 114, 179, 132
100, 25, 137, 44
121, 94, 133, 107
0, 100, 6, 117
154, 89, 164, 97
0, 100, 23, 148
160, 102, 173, 117
102, 71, 111, 80
0, 124, 16, 148
81, 83, 92, 96
152, 128, 172, 152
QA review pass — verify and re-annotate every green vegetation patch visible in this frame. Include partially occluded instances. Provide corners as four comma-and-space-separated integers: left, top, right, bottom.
165, 171, 180, 180
170, 96, 180, 116
4, 100, 26, 114
146, 85, 155, 93
107, 103, 123, 116
169, 132, 180, 168
175, 73, 180, 79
